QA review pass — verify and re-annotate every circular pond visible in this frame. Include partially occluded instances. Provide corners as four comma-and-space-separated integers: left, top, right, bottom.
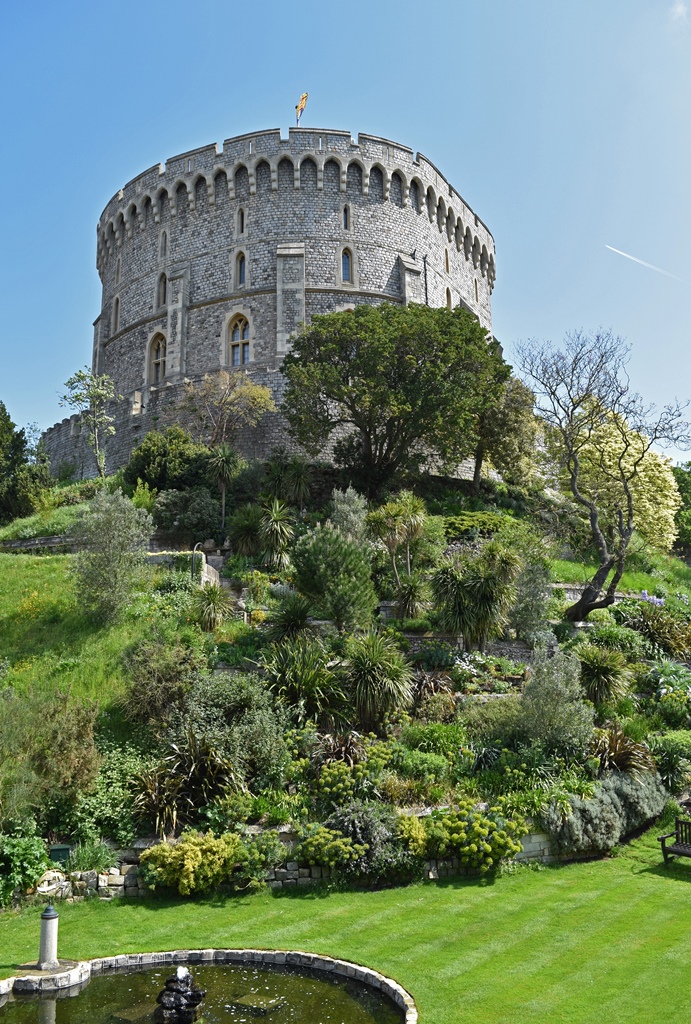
0, 962, 404, 1023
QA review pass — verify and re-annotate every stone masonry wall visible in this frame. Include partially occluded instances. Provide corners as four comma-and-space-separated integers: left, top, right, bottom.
43, 128, 496, 478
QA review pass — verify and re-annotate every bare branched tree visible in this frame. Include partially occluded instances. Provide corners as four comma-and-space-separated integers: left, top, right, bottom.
518, 330, 690, 620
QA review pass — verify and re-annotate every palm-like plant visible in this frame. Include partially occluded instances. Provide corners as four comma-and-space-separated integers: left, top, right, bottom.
432, 540, 521, 652
259, 636, 348, 726
227, 503, 263, 557
266, 592, 313, 642
397, 572, 431, 620
260, 498, 294, 568
208, 443, 239, 531
578, 644, 631, 707
284, 455, 312, 507
367, 504, 406, 588
396, 490, 427, 575
193, 582, 234, 631
345, 630, 414, 736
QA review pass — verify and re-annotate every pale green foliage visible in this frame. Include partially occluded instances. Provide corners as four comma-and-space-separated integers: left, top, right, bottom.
329, 486, 368, 543
0, 834, 50, 907
131, 478, 157, 513
521, 651, 595, 755
71, 489, 152, 621
60, 367, 122, 478
575, 415, 681, 553
297, 823, 368, 870
423, 802, 528, 872
140, 830, 247, 895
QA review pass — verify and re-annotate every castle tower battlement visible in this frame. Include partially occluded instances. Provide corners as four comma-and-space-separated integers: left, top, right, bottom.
44, 129, 496, 478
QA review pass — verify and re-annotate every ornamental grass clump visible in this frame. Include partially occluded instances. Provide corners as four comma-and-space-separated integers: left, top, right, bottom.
578, 645, 632, 707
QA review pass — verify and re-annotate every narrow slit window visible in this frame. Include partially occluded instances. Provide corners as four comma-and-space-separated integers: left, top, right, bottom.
342, 249, 352, 283
113, 296, 120, 332
158, 273, 167, 307
343, 205, 349, 230
160, 231, 167, 259
238, 209, 245, 234
474, 278, 479, 303
445, 249, 450, 274
150, 336, 166, 383
446, 288, 452, 309
237, 253, 246, 285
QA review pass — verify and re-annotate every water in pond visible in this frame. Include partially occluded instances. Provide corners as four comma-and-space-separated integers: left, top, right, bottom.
0, 963, 404, 1023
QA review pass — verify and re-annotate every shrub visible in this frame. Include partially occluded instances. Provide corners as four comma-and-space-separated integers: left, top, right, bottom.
70, 489, 152, 621
401, 722, 466, 759
325, 800, 416, 884
390, 746, 449, 785
120, 627, 209, 728
461, 695, 524, 748
67, 745, 153, 846
647, 662, 691, 728
397, 574, 432, 620
123, 427, 211, 492
260, 637, 349, 726
417, 690, 458, 724
578, 645, 631, 707
296, 823, 367, 871
614, 600, 691, 659
423, 801, 528, 872
396, 814, 428, 857
153, 487, 221, 543
586, 623, 659, 661
0, 833, 50, 906
174, 673, 287, 789
139, 830, 247, 896
414, 641, 457, 671
345, 630, 414, 735
292, 524, 377, 631
329, 486, 368, 543
520, 651, 594, 756
648, 737, 691, 795
131, 478, 157, 513
542, 771, 667, 854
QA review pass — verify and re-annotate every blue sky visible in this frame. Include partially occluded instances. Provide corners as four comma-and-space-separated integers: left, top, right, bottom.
1, 0, 689, 456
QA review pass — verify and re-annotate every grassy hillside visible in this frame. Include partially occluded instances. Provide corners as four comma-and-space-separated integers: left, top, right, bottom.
0, 553, 145, 705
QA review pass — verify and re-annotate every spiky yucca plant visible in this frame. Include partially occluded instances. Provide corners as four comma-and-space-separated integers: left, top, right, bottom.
590, 724, 656, 779
259, 636, 347, 726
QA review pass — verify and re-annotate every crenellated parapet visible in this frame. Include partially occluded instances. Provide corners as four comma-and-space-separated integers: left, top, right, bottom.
96, 129, 495, 292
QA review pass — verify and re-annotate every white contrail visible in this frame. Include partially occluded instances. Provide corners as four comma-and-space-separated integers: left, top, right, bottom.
605, 245, 687, 284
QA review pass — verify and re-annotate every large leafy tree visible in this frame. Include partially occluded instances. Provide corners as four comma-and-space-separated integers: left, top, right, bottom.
282, 303, 509, 494
471, 376, 541, 491
518, 330, 689, 620
0, 402, 50, 523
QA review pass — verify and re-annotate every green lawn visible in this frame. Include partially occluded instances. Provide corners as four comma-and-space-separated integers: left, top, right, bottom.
0, 553, 144, 704
551, 554, 691, 598
2, 825, 690, 1023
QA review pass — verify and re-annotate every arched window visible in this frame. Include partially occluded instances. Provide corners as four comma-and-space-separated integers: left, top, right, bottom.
157, 273, 167, 308
445, 249, 450, 274
112, 296, 120, 332
238, 208, 245, 235
446, 288, 452, 309
150, 334, 166, 384
342, 248, 352, 283
228, 316, 251, 366
237, 252, 246, 286
343, 205, 350, 230
160, 231, 167, 260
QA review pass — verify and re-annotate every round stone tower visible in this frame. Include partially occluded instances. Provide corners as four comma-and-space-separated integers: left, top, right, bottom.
44, 128, 496, 476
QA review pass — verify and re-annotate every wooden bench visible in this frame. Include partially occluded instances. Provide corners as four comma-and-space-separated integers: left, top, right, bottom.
659, 818, 691, 864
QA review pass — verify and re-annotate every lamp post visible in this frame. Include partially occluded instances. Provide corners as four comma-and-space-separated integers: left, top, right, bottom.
191, 541, 203, 581
38, 904, 59, 971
